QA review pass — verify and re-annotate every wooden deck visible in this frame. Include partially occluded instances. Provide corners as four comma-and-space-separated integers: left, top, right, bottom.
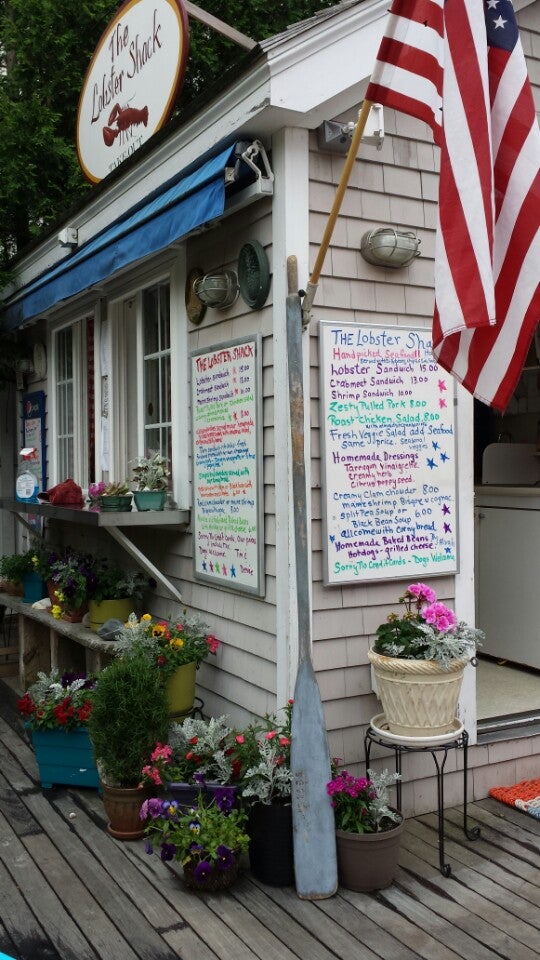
1, 679, 539, 960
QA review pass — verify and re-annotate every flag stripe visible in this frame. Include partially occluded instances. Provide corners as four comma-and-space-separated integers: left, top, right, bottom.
366, 0, 540, 412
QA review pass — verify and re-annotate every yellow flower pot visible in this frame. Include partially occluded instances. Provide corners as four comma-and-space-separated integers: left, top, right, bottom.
88, 598, 134, 633
165, 662, 197, 719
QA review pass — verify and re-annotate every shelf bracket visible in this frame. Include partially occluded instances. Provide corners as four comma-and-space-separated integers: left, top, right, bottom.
106, 526, 184, 606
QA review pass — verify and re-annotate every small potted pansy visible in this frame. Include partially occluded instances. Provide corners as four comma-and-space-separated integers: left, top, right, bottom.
141, 788, 249, 891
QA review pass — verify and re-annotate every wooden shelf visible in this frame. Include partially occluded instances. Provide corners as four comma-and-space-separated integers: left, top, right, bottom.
0, 497, 190, 528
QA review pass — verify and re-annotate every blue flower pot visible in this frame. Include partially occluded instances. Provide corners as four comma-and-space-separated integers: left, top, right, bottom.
31, 727, 100, 790
22, 572, 47, 604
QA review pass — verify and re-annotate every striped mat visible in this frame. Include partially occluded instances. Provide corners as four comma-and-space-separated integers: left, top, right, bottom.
489, 778, 540, 820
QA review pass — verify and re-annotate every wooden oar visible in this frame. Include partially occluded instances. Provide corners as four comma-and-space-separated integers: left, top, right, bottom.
287, 255, 338, 900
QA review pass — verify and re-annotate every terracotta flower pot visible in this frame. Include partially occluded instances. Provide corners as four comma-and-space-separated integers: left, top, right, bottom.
101, 783, 148, 840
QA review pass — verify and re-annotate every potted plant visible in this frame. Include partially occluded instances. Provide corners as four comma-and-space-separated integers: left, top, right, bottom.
327, 767, 403, 892
87, 651, 170, 839
130, 452, 170, 511
141, 789, 249, 891
369, 582, 484, 738
1, 547, 50, 603
0, 552, 31, 596
48, 549, 95, 622
98, 480, 133, 512
87, 481, 107, 510
17, 670, 99, 789
234, 701, 295, 886
86, 556, 155, 632
113, 611, 220, 718
141, 714, 236, 807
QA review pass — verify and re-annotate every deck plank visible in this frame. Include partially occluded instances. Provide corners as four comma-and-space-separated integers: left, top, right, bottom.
2, 676, 540, 960
399, 829, 540, 956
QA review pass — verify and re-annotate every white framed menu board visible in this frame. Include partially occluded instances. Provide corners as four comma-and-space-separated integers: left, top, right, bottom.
319, 321, 458, 584
191, 335, 264, 596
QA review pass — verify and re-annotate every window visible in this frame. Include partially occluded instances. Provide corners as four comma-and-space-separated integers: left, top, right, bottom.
51, 319, 91, 487
142, 282, 171, 468
55, 327, 74, 480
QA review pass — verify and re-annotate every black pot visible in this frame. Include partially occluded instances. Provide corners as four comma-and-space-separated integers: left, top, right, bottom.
248, 800, 294, 886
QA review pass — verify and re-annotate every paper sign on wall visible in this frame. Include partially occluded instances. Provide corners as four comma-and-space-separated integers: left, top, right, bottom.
319, 322, 458, 584
191, 336, 264, 596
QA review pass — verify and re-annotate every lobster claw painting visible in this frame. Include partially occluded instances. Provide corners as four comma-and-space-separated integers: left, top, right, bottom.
103, 103, 149, 147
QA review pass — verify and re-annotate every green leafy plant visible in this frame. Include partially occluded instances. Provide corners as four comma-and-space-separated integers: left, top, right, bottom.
233, 701, 293, 805
101, 480, 131, 496
131, 452, 170, 491
17, 670, 96, 731
48, 549, 95, 613
89, 556, 154, 605
141, 789, 249, 885
327, 768, 402, 834
87, 652, 169, 787
374, 583, 484, 669
0, 551, 35, 583
112, 611, 220, 679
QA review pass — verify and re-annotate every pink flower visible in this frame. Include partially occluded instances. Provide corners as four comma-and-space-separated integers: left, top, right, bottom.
235, 734, 245, 744
150, 742, 172, 763
264, 730, 277, 740
407, 583, 437, 604
206, 634, 220, 654
421, 601, 457, 632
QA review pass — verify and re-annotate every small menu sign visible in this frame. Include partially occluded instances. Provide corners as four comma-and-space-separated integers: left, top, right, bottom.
191, 336, 264, 595
319, 322, 458, 584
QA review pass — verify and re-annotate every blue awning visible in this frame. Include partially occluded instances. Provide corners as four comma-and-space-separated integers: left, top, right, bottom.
4, 143, 238, 329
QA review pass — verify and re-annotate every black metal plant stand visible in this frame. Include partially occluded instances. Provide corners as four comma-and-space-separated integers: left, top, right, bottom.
364, 724, 481, 876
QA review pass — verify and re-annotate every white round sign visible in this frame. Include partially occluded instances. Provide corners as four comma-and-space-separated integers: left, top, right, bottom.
77, 0, 189, 183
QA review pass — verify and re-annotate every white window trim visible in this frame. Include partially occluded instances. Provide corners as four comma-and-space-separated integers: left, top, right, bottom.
48, 313, 90, 489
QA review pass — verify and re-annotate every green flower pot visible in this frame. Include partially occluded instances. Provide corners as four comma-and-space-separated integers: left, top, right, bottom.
133, 490, 166, 511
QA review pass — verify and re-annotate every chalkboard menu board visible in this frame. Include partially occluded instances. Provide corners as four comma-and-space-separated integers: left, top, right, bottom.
191, 336, 264, 595
319, 322, 457, 584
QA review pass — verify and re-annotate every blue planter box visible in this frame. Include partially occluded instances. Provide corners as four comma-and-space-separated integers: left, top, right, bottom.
31, 727, 100, 790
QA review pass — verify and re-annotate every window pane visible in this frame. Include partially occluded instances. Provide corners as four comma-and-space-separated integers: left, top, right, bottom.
145, 358, 159, 424
143, 287, 159, 355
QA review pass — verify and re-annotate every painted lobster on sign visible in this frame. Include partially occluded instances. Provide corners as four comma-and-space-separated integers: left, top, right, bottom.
103, 102, 149, 146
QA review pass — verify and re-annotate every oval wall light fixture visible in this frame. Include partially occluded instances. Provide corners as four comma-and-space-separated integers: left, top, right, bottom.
360, 228, 421, 268
193, 269, 239, 309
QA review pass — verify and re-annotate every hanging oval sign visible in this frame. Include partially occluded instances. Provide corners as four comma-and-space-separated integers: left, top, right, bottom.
76, 0, 189, 184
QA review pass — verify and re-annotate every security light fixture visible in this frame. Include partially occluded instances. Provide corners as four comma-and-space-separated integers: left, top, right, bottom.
360, 228, 421, 268
193, 269, 239, 309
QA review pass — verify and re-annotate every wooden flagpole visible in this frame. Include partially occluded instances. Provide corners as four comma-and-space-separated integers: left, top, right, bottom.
184, 2, 257, 50
302, 99, 374, 321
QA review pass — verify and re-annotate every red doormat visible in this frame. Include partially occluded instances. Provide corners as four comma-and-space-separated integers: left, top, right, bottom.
489, 778, 540, 820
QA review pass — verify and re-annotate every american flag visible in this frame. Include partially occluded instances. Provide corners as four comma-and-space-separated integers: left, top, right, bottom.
366, 0, 540, 412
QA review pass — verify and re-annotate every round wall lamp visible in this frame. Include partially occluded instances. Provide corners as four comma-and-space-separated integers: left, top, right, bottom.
360, 228, 421, 268
193, 269, 239, 309
238, 240, 271, 309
